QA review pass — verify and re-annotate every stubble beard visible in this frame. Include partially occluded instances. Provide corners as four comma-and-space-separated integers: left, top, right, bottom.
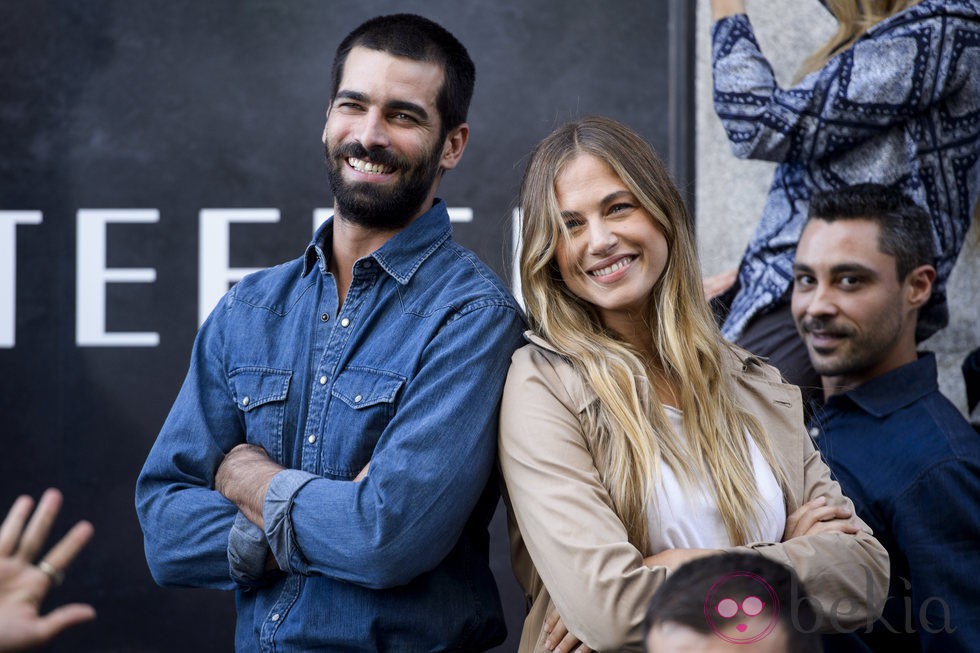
802, 308, 904, 380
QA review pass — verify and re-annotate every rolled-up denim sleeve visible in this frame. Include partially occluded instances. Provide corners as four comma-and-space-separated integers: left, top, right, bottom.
263, 469, 318, 571
228, 511, 273, 588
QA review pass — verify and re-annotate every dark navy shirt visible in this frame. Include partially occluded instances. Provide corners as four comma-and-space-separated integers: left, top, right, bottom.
136, 200, 526, 651
811, 354, 980, 653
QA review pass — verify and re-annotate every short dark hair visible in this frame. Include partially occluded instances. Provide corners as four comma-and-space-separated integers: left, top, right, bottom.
807, 183, 937, 281
330, 14, 475, 138
644, 552, 822, 653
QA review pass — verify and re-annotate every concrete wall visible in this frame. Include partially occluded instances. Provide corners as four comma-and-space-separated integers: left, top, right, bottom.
694, 0, 980, 415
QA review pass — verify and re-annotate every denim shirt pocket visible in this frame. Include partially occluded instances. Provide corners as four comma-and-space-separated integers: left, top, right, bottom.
322, 366, 406, 479
229, 366, 292, 463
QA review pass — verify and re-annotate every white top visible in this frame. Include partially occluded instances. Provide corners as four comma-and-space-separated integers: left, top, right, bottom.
646, 405, 786, 552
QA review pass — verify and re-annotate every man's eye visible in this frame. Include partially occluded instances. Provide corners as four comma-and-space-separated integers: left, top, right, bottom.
793, 274, 815, 287
839, 276, 862, 288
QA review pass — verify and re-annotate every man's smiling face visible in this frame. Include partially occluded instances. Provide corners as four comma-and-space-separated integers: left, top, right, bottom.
322, 46, 448, 230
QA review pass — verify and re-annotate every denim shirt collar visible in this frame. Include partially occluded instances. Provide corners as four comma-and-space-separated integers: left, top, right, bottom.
302, 199, 453, 283
826, 353, 939, 419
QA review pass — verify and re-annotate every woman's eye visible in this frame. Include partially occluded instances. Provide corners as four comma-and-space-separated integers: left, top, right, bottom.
609, 203, 632, 214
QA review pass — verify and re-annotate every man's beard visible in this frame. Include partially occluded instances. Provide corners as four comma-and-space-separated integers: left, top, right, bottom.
325, 139, 443, 230
798, 310, 902, 378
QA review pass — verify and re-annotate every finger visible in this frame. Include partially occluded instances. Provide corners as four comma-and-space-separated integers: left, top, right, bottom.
40, 520, 94, 573
17, 489, 62, 561
553, 631, 582, 653
544, 610, 560, 633
0, 495, 35, 556
793, 505, 841, 535
545, 619, 569, 650
785, 496, 826, 524
34, 603, 97, 642
354, 462, 370, 482
808, 519, 861, 535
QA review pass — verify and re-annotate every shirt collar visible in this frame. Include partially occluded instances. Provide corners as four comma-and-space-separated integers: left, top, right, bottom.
827, 352, 939, 418
302, 200, 453, 283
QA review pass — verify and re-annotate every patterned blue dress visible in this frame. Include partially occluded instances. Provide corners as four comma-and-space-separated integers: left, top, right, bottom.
712, 0, 980, 341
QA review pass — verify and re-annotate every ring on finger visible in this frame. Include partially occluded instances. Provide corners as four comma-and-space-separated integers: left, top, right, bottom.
36, 560, 64, 586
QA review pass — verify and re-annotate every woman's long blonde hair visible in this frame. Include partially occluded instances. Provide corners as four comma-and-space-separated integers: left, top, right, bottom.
518, 117, 782, 552
799, 0, 924, 76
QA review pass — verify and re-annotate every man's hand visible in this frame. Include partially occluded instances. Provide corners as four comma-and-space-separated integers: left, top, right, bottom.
215, 444, 284, 530
0, 488, 95, 652
783, 496, 860, 540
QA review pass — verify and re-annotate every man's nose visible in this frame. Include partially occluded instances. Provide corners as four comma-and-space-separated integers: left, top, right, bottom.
356, 109, 390, 150
805, 283, 838, 317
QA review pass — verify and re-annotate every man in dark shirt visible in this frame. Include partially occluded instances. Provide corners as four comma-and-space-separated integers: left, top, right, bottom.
791, 183, 980, 653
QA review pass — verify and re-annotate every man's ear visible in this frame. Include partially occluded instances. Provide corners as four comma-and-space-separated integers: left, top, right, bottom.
906, 264, 936, 309
439, 123, 469, 172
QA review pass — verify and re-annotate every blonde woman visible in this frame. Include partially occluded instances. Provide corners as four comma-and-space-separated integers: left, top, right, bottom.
499, 117, 888, 652
706, 0, 980, 399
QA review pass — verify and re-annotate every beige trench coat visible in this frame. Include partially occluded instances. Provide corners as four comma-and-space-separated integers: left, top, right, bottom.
498, 333, 889, 652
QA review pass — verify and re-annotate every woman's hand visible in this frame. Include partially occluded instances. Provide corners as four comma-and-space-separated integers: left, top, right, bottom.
783, 496, 860, 540
543, 610, 593, 653
0, 488, 95, 652
710, 0, 747, 21
702, 267, 738, 300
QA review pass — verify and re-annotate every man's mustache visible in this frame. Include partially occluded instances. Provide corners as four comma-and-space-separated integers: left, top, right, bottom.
325, 142, 406, 170
800, 317, 853, 338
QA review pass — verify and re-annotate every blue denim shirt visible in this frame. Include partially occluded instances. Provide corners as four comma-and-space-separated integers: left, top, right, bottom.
711, 1, 980, 340
136, 200, 526, 651
810, 354, 980, 652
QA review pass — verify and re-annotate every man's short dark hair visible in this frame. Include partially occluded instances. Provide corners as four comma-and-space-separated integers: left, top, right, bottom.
807, 183, 937, 281
330, 14, 475, 139
644, 552, 822, 653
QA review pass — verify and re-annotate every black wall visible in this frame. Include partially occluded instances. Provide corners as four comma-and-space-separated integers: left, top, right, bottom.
0, 1, 690, 650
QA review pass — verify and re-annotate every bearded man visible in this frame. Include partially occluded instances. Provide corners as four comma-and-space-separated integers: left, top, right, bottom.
791, 183, 980, 653
136, 14, 524, 650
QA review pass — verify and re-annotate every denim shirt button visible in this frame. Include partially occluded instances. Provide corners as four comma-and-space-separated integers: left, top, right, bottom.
271, 613, 280, 622
242, 396, 250, 406
319, 375, 327, 385
354, 395, 362, 403
307, 434, 316, 444
320, 313, 329, 322
340, 318, 351, 328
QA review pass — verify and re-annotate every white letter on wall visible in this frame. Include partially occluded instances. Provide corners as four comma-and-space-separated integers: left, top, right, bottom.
0, 211, 43, 348
76, 209, 160, 347
199, 209, 280, 326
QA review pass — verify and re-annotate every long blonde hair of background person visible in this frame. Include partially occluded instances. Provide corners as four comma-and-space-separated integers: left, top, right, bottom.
799, 0, 925, 76
518, 117, 785, 552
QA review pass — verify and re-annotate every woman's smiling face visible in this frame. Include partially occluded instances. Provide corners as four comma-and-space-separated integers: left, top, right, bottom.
553, 153, 669, 336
